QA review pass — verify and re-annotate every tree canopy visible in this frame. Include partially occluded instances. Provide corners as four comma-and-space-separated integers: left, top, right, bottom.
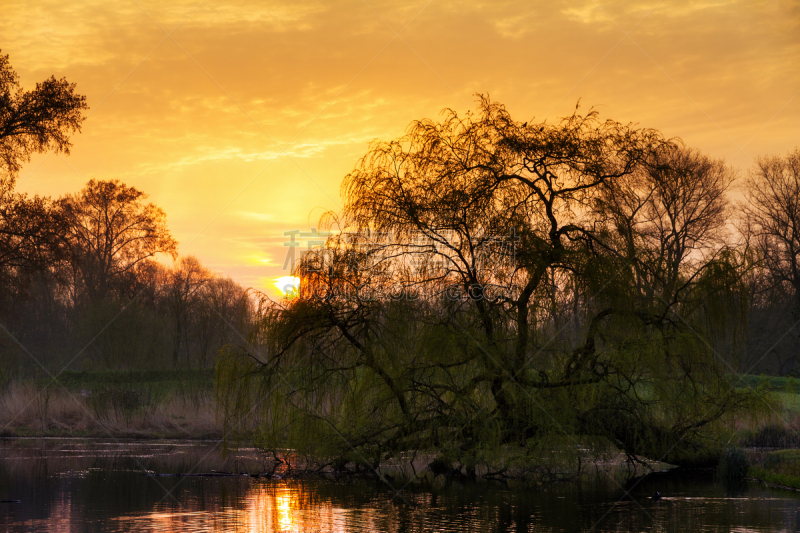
0, 51, 88, 186
0, 51, 87, 292
0, 52, 249, 386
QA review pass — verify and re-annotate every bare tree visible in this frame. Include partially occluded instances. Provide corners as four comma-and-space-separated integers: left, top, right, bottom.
742, 148, 800, 308
165, 256, 212, 368
596, 144, 736, 307
739, 148, 800, 373
60, 179, 177, 304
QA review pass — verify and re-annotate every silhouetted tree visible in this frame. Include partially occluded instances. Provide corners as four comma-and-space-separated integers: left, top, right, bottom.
0, 51, 85, 292
739, 148, 800, 373
0, 189, 64, 281
165, 256, 212, 368
595, 145, 746, 365
0, 50, 250, 373
195, 276, 251, 368
217, 98, 758, 473
0, 51, 87, 185
597, 145, 734, 302
60, 179, 178, 304
742, 148, 800, 309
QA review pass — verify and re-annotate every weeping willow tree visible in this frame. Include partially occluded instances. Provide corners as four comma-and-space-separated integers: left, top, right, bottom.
217, 97, 761, 475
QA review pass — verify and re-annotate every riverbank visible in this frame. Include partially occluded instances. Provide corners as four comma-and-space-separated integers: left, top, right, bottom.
748, 449, 800, 490
4, 371, 800, 461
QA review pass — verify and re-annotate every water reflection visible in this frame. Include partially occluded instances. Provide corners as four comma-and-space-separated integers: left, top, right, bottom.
107, 483, 363, 532
0, 439, 798, 532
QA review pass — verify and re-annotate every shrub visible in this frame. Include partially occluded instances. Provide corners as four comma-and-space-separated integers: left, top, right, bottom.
717, 447, 749, 484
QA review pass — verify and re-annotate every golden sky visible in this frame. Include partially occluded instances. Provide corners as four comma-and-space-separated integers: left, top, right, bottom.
4, 0, 799, 296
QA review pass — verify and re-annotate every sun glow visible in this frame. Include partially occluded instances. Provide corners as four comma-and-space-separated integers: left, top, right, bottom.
274, 276, 300, 297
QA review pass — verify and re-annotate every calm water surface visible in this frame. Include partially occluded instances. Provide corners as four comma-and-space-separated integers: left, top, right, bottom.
0, 439, 798, 532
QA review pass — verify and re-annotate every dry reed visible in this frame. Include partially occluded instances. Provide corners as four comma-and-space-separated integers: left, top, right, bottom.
0, 381, 221, 439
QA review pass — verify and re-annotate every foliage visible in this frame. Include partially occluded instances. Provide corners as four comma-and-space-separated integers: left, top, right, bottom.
0, 191, 65, 278
0, 50, 88, 185
0, 51, 84, 289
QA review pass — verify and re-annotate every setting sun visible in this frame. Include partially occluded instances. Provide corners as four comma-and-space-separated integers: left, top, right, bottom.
274, 276, 301, 297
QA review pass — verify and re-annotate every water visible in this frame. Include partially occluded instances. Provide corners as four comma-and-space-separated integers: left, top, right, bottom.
0, 439, 798, 532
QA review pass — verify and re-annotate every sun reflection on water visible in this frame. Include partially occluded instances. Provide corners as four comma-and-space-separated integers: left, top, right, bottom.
110, 481, 363, 532
275, 490, 295, 531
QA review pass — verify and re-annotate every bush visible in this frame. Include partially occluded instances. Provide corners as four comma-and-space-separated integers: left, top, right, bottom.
739, 424, 800, 448
717, 447, 749, 485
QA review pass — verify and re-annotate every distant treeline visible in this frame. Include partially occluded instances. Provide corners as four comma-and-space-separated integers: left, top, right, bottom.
0, 178, 253, 380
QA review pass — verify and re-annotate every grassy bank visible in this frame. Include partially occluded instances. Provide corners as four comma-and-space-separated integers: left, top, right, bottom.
726, 376, 800, 489
748, 450, 800, 490
0, 370, 220, 439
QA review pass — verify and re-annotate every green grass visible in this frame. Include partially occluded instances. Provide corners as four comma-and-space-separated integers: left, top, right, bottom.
749, 450, 800, 489
773, 391, 800, 415
761, 449, 800, 461
730, 374, 800, 417
749, 467, 800, 489
735, 375, 800, 394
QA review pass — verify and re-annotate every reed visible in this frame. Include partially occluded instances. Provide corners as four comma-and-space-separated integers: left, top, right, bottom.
0, 379, 221, 439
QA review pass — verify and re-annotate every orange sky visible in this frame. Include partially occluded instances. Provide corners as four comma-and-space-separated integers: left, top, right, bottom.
4, 0, 799, 296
